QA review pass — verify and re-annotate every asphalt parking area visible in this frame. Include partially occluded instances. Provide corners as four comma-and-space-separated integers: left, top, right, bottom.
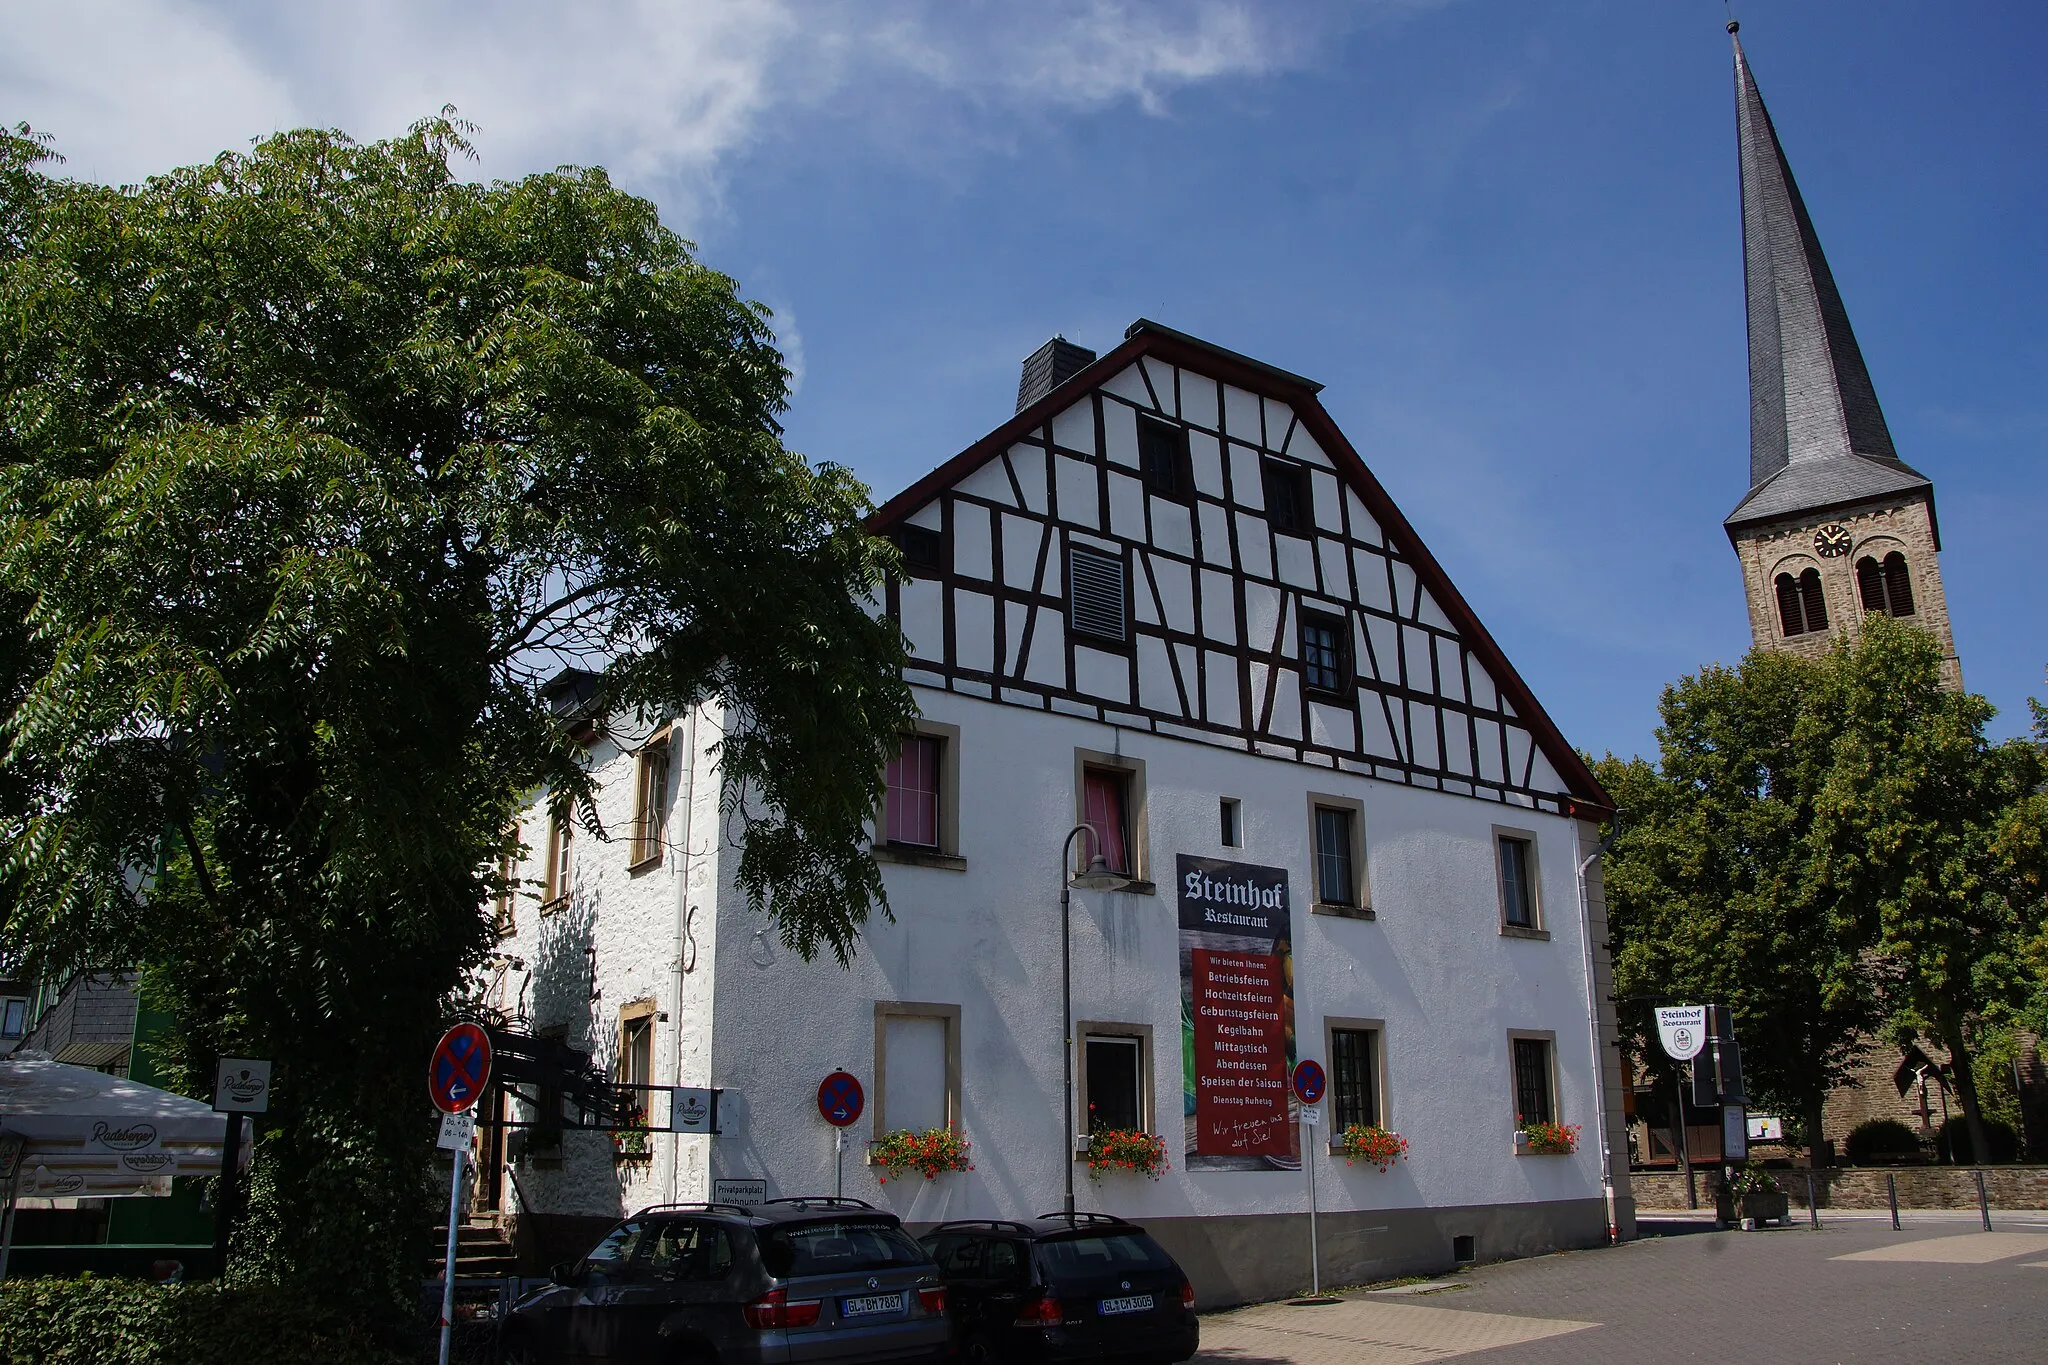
1195, 1212, 2048, 1364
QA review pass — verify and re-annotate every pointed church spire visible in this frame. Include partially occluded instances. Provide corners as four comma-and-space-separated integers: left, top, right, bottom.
1725, 23, 1931, 534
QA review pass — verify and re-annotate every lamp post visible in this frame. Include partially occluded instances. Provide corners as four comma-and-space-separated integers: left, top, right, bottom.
1061, 822, 1130, 1219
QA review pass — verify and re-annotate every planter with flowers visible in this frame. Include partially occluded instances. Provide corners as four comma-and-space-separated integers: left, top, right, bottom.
1514, 1119, 1580, 1156
870, 1128, 973, 1183
611, 1125, 652, 1165
1334, 1124, 1409, 1171
1083, 1126, 1169, 1182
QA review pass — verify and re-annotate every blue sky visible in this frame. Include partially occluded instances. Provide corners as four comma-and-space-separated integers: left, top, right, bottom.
7, 1, 2043, 761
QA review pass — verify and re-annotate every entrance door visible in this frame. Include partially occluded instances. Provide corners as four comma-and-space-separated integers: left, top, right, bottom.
477, 1086, 506, 1211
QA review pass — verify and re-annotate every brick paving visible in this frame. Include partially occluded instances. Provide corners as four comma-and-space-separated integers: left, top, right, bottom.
1195, 1212, 2048, 1364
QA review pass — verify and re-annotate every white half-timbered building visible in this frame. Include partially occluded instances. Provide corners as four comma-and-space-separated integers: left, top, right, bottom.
487, 321, 1631, 1305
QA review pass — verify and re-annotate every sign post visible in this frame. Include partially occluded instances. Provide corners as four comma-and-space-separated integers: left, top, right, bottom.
210, 1058, 272, 1278
1291, 1060, 1328, 1299
817, 1071, 864, 1200
429, 1025, 492, 1365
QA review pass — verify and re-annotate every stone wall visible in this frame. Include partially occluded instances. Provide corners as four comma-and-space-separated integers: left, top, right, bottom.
1731, 493, 1960, 689
1633, 1165, 2048, 1211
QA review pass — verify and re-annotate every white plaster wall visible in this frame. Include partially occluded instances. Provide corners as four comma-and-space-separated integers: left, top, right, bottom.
495, 701, 727, 1224
696, 688, 1603, 1228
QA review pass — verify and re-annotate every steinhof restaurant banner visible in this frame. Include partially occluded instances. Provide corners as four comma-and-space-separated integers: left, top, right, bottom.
1177, 854, 1299, 1171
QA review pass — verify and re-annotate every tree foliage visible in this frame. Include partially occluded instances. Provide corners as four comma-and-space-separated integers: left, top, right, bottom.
1595, 619, 2047, 1161
0, 117, 911, 1319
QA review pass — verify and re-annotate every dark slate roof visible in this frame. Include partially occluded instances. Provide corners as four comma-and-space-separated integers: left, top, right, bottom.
1725, 31, 1932, 535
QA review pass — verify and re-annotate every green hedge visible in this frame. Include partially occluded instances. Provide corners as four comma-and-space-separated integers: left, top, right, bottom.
0, 1277, 410, 1365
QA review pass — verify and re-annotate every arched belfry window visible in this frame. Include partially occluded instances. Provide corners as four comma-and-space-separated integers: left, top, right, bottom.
1857, 552, 1915, 618
1775, 568, 1829, 638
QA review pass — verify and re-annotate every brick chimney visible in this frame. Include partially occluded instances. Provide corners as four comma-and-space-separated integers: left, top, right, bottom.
1016, 335, 1096, 413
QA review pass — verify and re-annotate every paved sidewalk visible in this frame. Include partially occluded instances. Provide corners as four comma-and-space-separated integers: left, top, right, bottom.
1194, 1212, 2048, 1363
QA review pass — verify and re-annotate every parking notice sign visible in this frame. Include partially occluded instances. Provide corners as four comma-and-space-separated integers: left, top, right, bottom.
429, 1023, 492, 1114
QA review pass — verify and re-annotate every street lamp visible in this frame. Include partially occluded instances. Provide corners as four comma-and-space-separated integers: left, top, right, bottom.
1060, 822, 1130, 1219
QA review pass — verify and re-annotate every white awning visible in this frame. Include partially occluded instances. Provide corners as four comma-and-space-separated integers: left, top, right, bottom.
0, 1056, 238, 1194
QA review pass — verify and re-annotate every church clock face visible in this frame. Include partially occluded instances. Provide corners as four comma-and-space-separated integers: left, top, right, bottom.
1813, 524, 1852, 558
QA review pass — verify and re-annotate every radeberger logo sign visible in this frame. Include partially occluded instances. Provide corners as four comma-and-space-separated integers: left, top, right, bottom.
88, 1121, 159, 1153
120, 1152, 178, 1175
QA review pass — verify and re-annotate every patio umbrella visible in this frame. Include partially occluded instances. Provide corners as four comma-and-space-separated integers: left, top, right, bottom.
0, 1054, 244, 1276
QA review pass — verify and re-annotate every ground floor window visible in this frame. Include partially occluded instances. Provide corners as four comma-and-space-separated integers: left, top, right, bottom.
1512, 1036, 1555, 1126
1330, 1026, 1380, 1130
875, 1002, 960, 1136
1083, 1032, 1144, 1133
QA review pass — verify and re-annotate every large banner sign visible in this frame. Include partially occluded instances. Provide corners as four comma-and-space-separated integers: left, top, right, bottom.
1178, 855, 1298, 1171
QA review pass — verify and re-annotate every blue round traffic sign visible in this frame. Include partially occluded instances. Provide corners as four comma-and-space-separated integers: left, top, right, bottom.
1291, 1059, 1327, 1107
430, 1023, 493, 1114
817, 1071, 864, 1128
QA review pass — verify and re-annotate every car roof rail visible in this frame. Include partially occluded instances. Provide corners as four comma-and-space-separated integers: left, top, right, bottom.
1032, 1210, 1132, 1227
632, 1201, 755, 1218
930, 1218, 1036, 1235
761, 1196, 878, 1211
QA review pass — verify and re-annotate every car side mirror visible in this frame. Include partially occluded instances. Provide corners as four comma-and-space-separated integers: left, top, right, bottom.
551, 1260, 581, 1287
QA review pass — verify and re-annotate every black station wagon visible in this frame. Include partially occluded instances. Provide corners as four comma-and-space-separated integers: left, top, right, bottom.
499, 1197, 949, 1364
918, 1213, 1198, 1365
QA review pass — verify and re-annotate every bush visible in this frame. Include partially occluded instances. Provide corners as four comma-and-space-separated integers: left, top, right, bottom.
1937, 1117, 2020, 1165
1843, 1118, 1924, 1166
0, 1278, 408, 1365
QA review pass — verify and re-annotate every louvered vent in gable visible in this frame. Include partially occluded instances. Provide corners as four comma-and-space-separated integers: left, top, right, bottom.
1068, 545, 1128, 643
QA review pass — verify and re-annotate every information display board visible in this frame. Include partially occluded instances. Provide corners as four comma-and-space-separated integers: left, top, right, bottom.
1178, 855, 1298, 1171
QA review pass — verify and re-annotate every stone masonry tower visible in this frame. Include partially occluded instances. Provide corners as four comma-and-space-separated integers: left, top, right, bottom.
1723, 24, 1961, 688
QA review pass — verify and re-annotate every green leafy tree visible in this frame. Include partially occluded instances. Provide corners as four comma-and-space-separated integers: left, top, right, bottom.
0, 117, 911, 1322
1802, 618, 2046, 1165
1594, 648, 1879, 1160
1598, 622, 2047, 1166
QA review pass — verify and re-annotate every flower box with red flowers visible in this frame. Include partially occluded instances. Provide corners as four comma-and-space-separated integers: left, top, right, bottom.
869, 1127, 973, 1182
1083, 1126, 1169, 1182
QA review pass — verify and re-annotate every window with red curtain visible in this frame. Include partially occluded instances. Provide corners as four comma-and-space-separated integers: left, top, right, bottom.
1082, 769, 1131, 874
885, 735, 942, 848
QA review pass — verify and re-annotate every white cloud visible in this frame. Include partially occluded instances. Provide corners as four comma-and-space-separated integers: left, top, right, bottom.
1, 1, 1423, 219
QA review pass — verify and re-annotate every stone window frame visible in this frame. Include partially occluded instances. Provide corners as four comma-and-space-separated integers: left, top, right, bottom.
1072, 748, 1153, 893
1074, 1020, 1154, 1155
1306, 792, 1371, 919
1493, 824, 1548, 940
875, 719, 966, 871
871, 1000, 962, 1142
1323, 1015, 1388, 1146
1507, 1029, 1562, 1141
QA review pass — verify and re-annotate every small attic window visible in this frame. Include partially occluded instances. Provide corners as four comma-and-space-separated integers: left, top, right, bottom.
1261, 458, 1312, 535
1137, 417, 1190, 501
895, 525, 945, 577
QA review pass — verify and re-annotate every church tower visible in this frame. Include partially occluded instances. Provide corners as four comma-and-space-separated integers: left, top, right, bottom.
1723, 24, 1961, 687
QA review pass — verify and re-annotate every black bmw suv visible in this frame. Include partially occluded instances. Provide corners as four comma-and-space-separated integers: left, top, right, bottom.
499, 1197, 949, 1364
918, 1213, 1198, 1365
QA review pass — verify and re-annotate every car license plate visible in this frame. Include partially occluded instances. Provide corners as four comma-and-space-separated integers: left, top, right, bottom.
1098, 1294, 1153, 1316
841, 1292, 904, 1318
